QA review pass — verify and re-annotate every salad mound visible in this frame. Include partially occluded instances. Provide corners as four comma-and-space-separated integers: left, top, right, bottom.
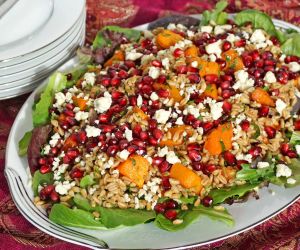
19, 1, 300, 232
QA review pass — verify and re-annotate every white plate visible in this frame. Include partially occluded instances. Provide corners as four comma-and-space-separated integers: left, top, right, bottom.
0, 11, 85, 76
0, 0, 54, 47
5, 18, 300, 250
0, 14, 85, 82
0, 0, 85, 62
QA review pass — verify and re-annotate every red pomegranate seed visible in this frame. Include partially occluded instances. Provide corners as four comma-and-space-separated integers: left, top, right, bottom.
237, 160, 249, 169
161, 176, 171, 190
65, 116, 76, 126
188, 73, 201, 83
205, 74, 218, 83
240, 120, 250, 131
250, 50, 260, 61
202, 121, 214, 133
124, 60, 135, 68
133, 124, 142, 136
271, 88, 280, 96
262, 51, 273, 60
154, 203, 166, 214
294, 120, 300, 130
39, 189, 48, 200
38, 157, 47, 165
216, 58, 226, 68
98, 114, 110, 124
222, 89, 235, 99
248, 146, 262, 158
187, 143, 201, 151
107, 145, 119, 156
264, 126, 276, 139
222, 74, 233, 82
111, 91, 123, 100
153, 128, 163, 140
220, 81, 231, 90
40, 165, 51, 174
119, 140, 129, 150
176, 65, 188, 74
165, 199, 178, 209
258, 106, 269, 117
118, 97, 127, 107
234, 39, 246, 47
223, 151, 236, 165
188, 150, 202, 162
129, 96, 137, 106
127, 145, 138, 153
44, 185, 55, 195
118, 70, 128, 79
192, 162, 203, 171
242, 55, 253, 67
256, 59, 264, 68
70, 168, 84, 179
139, 131, 149, 140
64, 109, 75, 117
270, 36, 280, 46
141, 38, 152, 48
101, 77, 111, 87
141, 85, 153, 95
287, 150, 298, 158
285, 55, 298, 63
173, 48, 184, 57
157, 89, 170, 98
264, 59, 276, 66
222, 101, 232, 114
152, 60, 162, 67
159, 161, 171, 173
152, 156, 164, 166
277, 71, 288, 84
280, 143, 290, 155
50, 147, 58, 155
222, 41, 231, 51
202, 196, 213, 207
149, 136, 158, 146
66, 149, 79, 159
164, 209, 177, 220
157, 75, 167, 84
132, 139, 145, 148
148, 119, 158, 130
203, 164, 216, 175
63, 155, 71, 164
50, 190, 60, 202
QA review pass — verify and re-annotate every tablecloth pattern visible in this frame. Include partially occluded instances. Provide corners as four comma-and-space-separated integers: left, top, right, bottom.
1, 0, 300, 249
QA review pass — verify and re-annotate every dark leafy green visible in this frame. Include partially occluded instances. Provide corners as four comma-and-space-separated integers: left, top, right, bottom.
98, 207, 156, 228
80, 175, 95, 188
209, 183, 259, 204
65, 65, 87, 87
286, 159, 300, 187
200, 0, 228, 25
179, 196, 197, 205
236, 163, 275, 184
32, 170, 53, 196
18, 131, 32, 156
290, 131, 300, 146
49, 204, 105, 229
73, 194, 94, 212
281, 34, 300, 57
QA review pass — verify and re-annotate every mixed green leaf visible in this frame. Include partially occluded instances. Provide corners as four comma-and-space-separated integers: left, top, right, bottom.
18, 131, 32, 156
201, 0, 228, 26
32, 170, 53, 196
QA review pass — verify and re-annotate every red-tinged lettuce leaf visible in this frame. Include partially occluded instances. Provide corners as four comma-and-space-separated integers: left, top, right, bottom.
27, 124, 52, 174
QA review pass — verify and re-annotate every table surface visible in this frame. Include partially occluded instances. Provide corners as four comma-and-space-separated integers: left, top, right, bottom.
1, 0, 300, 249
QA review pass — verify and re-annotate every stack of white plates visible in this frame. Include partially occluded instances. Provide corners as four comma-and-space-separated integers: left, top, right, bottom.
0, 0, 86, 100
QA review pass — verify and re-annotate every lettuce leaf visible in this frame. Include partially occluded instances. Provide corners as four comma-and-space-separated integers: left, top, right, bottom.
32, 73, 67, 127
289, 131, 300, 146
200, 0, 228, 25
79, 175, 95, 188
209, 183, 259, 204
32, 170, 53, 196
18, 131, 32, 156
285, 159, 300, 187
281, 34, 300, 57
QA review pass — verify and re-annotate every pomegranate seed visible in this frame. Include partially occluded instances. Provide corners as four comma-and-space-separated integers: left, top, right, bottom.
65, 103, 74, 111
234, 39, 246, 47
66, 149, 79, 159
202, 121, 214, 133
66, 73, 73, 81
258, 106, 269, 117
264, 59, 276, 66
256, 59, 264, 68
173, 48, 184, 57
164, 209, 177, 220
149, 136, 158, 146
187, 143, 201, 151
65, 116, 76, 126
202, 196, 213, 207
248, 146, 262, 158
98, 114, 110, 123
152, 157, 164, 166
157, 75, 167, 84
132, 139, 145, 148
271, 88, 280, 96
222, 74, 233, 82
50, 147, 58, 155
119, 139, 129, 150
220, 81, 231, 90
118, 70, 128, 79
64, 109, 75, 117
159, 161, 171, 173
192, 162, 203, 171
38, 158, 47, 165
253, 69, 263, 79
216, 58, 226, 68
285, 55, 298, 63
70, 168, 84, 179
287, 150, 298, 158
40, 165, 51, 174
176, 65, 188, 74
152, 60, 162, 67
223, 151, 236, 165
154, 203, 166, 214
161, 176, 171, 190
44, 185, 55, 195
118, 97, 127, 107
148, 119, 157, 130
242, 55, 253, 67
63, 155, 71, 164
127, 145, 138, 153
139, 131, 149, 140
157, 89, 170, 98
165, 199, 178, 209
262, 51, 273, 60
237, 160, 249, 169
50, 191, 60, 202
111, 91, 123, 100
222, 89, 235, 99
101, 77, 111, 87
294, 120, 300, 130
208, 37, 216, 44
222, 41, 231, 51
202, 164, 216, 175
39, 189, 48, 200
107, 145, 119, 156
277, 71, 288, 84
153, 128, 163, 140
222, 101, 232, 114
188, 150, 202, 162
187, 66, 198, 73
264, 126, 276, 139
133, 124, 142, 136
280, 143, 290, 155
205, 74, 218, 83
141, 38, 152, 48
143, 75, 154, 85
270, 36, 280, 46
250, 50, 260, 61
188, 73, 201, 83
108, 138, 118, 145
240, 120, 250, 131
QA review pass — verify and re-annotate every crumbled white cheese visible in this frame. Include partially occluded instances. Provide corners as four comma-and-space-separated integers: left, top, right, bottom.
241, 31, 250, 40
49, 133, 60, 147
126, 50, 143, 61
94, 92, 112, 113
226, 33, 239, 43
166, 151, 181, 164
124, 193, 131, 202
84, 72, 96, 86
148, 66, 160, 79
279, 54, 286, 62
187, 30, 194, 38
175, 117, 184, 125
263, 71, 277, 84
55, 181, 75, 195
75, 111, 89, 121
233, 70, 255, 91
54, 92, 66, 106
43, 145, 51, 155
137, 95, 143, 107
124, 128, 133, 142
276, 164, 292, 177
150, 92, 159, 101
186, 105, 200, 118
205, 40, 222, 57
157, 146, 169, 157
200, 25, 213, 33
250, 29, 266, 44
296, 145, 300, 156
209, 54, 217, 62
85, 125, 101, 137
257, 162, 270, 169
288, 62, 300, 72
214, 24, 232, 35
287, 178, 296, 185
154, 109, 171, 124
209, 101, 223, 120
191, 60, 198, 68
167, 23, 176, 30
162, 57, 170, 70
275, 99, 287, 115
118, 149, 130, 160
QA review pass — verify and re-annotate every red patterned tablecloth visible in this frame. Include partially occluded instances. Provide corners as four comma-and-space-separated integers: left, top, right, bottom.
1, 1, 300, 249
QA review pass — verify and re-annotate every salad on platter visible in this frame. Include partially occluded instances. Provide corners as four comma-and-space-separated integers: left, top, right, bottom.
19, 0, 300, 232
